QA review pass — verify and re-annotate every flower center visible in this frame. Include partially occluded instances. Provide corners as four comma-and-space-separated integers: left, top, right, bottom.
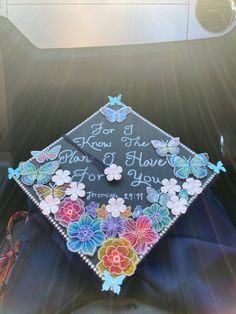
152, 212, 161, 223
77, 226, 94, 242
67, 209, 73, 215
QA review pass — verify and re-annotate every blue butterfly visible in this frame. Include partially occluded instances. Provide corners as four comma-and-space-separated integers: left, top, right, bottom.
31, 145, 61, 164
132, 205, 143, 219
208, 161, 226, 174
100, 106, 131, 123
146, 187, 170, 207
167, 153, 209, 180
102, 271, 126, 295
8, 167, 21, 180
108, 94, 123, 106
19, 161, 60, 186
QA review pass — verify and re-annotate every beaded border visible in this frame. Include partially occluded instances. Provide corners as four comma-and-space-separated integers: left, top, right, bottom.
13, 103, 217, 281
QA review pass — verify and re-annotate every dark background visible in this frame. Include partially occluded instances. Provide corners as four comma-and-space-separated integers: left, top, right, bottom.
0, 16, 235, 237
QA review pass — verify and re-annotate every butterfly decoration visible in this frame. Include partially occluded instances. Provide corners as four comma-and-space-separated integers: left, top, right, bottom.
108, 94, 123, 106
102, 271, 126, 295
178, 189, 189, 201
208, 161, 226, 174
33, 183, 69, 201
30, 145, 61, 164
19, 161, 60, 186
146, 187, 170, 207
132, 205, 143, 219
167, 153, 209, 180
8, 167, 21, 180
151, 137, 180, 157
100, 106, 131, 123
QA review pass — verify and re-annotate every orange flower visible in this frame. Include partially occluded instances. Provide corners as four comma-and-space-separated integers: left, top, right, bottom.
96, 204, 109, 219
97, 238, 138, 276
120, 206, 132, 219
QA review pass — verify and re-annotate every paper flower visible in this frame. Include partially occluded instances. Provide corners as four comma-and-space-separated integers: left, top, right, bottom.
182, 178, 203, 196
143, 204, 171, 232
97, 238, 138, 276
101, 215, 125, 238
167, 195, 188, 216
160, 178, 181, 195
96, 204, 109, 219
122, 216, 158, 255
39, 195, 60, 216
104, 164, 123, 181
52, 170, 71, 186
86, 202, 100, 218
120, 206, 132, 219
65, 182, 86, 201
55, 197, 85, 227
66, 216, 105, 256
106, 198, 126, 218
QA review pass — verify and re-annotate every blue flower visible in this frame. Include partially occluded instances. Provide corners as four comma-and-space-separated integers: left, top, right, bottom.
67, 215, 105, 256
85, 202, 100, 218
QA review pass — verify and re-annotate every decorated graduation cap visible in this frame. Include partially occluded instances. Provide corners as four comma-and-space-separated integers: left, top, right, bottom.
8, 95, 226, 294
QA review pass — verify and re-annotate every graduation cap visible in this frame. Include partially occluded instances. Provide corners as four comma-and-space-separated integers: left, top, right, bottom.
8, 95, 226, 294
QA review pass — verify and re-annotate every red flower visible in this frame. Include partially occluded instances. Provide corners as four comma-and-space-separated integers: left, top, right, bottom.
55, 197, 85, 227
122, 216, 158, 255
97, 238, 138, 276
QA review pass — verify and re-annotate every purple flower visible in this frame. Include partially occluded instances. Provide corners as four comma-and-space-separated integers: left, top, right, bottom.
85, 202, 100, 218
101, 215, 125, 238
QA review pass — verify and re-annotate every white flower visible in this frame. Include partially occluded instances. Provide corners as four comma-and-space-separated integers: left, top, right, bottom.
39, 195, 60, 216
161, 178, 181, 196
66, 182, 86, 201
52, 169, 71, 186
167, 195, 188, 216
104, 164, 123, 182
182, 178, 203, 196
106, 197, 126, 217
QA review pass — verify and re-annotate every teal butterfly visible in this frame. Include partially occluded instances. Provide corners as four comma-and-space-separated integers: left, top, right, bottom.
19, 161, 59, 186
167, 153, 209, 180
8, 167, 21, 180
102, 271, 126, 295
208, 161, 226, 174
108, 94, 122, 106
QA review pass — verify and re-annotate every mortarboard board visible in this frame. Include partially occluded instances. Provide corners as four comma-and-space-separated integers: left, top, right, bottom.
8, 95, 226, 294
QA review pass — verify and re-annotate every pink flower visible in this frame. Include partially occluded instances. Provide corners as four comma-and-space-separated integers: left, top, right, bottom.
55, 197, 85, 227
122, 216, 158, 255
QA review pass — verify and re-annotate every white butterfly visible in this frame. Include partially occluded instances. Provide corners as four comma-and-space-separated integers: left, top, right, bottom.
151, 137, 180, 157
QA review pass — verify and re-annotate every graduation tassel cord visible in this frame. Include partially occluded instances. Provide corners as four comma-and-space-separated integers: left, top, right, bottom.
62, 134, 106, 173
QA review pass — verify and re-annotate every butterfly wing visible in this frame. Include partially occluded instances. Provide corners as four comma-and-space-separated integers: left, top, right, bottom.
47, 145, 62, 161
217, 161, 226, 173
100, 107, 117, 123
108, 94, 122, 106
146, 187, 160, 203
166, 137, 180, 155
31, 150, 47, 163
36, 161, 60, 185
112, 275, 126, 294
151, 140, 168, 157
8, 168, 14, 180
159, 193, 170, 207
116, 106, 131, 123
20, 162, 37, 186
53, 183, 69, 199
168, 156, 190, 179
33, 184, 53, 200
190, 153, 209, 179
102, 271, 113, 292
